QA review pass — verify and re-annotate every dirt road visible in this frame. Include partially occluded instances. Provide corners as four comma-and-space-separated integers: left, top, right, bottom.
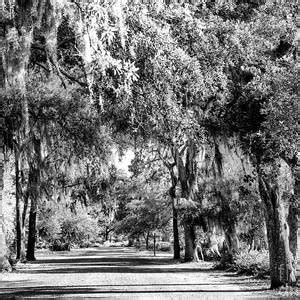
0, 247, 298, 299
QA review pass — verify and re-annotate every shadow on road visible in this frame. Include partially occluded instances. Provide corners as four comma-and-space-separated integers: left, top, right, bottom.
0, 247, 272, 298
0, 285, 270, 298
20, 247, 215, 274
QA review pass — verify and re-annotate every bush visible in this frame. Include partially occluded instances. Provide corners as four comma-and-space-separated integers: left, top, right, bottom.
38, 208, 98, 251
110, 241, 127, 247
79, 241, 92, 248
147, 241, 171, 252
59, 211, 98, 248
157, 241, 171, 252
49, 240, 71, 251
235, 250, 269, 277
214, 250, 269, 277
36, 240, 49, 249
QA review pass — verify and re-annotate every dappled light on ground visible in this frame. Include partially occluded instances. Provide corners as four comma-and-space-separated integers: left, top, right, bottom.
1, 247, 296, 299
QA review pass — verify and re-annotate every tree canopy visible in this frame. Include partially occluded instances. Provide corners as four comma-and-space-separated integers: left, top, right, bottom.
0, 0, 298, 290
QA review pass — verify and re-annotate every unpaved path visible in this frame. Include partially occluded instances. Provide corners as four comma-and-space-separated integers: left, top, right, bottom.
0, 247, 298, 299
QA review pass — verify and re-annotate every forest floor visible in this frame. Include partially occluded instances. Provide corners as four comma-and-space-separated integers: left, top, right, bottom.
0, 247, 299, 299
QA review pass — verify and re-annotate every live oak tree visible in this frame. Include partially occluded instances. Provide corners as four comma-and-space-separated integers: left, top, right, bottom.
0, 0, 298, 290
0, 0, 132, 265
167, 3, 298, 286
114, 166, 171, 248
102, 2, 298, 286
201, 3, 298, 288
219, 5, 298, 288
129, 145, 181, 258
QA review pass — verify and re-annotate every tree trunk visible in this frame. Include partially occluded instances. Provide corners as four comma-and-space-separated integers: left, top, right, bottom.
14, 141, 27, 262
105, 227, 109, 241
26, 195, 37, 261
15, 145, 25, 261
169, 184, 180, 260
184, 223, 199, 262
172, 198, 180, 260
26, 138, 41, 261
207, 231, 221, 258
216, 191, 240, 256
145, 231, 149, 250
0, 21, 10, 271
21, 190, 29, 260
153, 233, 156, 257
128, 236, 134, 247
224, 222, 240, 256
287, 203, 298, 275
26, 166, 39, 261
258, 161, 297, 289
175, 140, 201, 262
0, 106, 9, 270
291, 158, 299, 276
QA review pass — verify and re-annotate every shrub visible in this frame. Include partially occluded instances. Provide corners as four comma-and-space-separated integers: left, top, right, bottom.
215, 250, 269, 277
157, 241, 171, 252
49, 240, 71, 251
60, 211, 98, 248
147, 241, 171, 252
38, 208, 98, 251
235, 250, 269, 276
110, 241, 127, 247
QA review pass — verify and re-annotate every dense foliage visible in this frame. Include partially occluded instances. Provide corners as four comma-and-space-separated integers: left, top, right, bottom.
0, 0, 298, 289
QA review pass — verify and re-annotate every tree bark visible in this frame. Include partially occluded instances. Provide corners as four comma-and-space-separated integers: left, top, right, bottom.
145, 231, 149, 250
21, 189, 29, 259
105, 227, 109, 241
287, 203, 298, 275
172, 197, 180, 260
26, 138, 41, 261
26, 195, 37, 261
26, 166, 38, 261
153, 233, 156, 257
223, 222, 240, 256
184, 223, 199, 262
0, 104, 8, 270
0, 20, 10, 271
215, 191, 240, 256
14, 144, 26, 261
174, 140, 201, 262
258, 161, 297, 288
169, 184, 180, 260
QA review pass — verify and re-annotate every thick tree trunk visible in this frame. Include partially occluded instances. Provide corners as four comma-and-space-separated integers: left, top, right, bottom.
258, 162, 297, 289
207, 231, 221, 258
217, 191, 240, 256
287, 204, 298, 274
0, 106, 9, 270
224, 222, 240, 256
175, 140, 201, 262
292, 158, 299, 275
184, 223, 199, 262
0, 21, 10, 271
